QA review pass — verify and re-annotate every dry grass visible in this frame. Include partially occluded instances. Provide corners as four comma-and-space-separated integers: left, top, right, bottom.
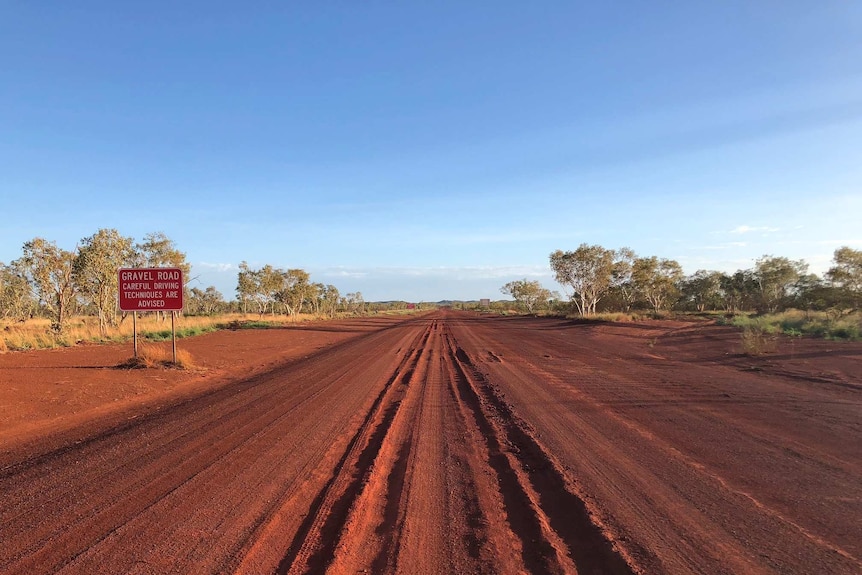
118, 343, 197, 370
560, 311, 648, 322
0, 312, 334, 352
1, 320, 70, 351
591, 311, 648, 322
740, 324, 779, 356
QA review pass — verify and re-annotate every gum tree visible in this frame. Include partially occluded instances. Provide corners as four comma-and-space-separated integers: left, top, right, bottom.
719, 270, 757, 314
236, 263, 294, 316
826, 246, 862, 311
753, 255, 807, 313
631, 256, 684, 313
320, 284, 340, 318
74, 228, 136, 334
16, 238, 77, 332
135, 232, 192, 319
610, 247, 638, 312
187, 286, 225, 315
344, 292, 365, 314
500, 278, 551, 314
0, 261, 35, 321
278, 268, 311, 316
549, 244, 616, 316
680, 270, 723, 312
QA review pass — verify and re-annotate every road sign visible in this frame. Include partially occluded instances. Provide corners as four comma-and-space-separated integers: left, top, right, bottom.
118, 268, 184, 312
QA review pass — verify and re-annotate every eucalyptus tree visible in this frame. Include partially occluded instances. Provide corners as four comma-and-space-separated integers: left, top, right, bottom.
0, 261, 35, 321
136, 231, 191, 277
16, 238, 78, 332
236, 261, 256, 314
753, 255, 807, 313
826, 246, 862, 311
187, 286, 225, 316
719, 270, 757, 314
134, 232, 192, 318
74, 228, 136, 334
250, 264, 283, 316
236, 263, 303, 316
680, 270, 723, 312
135, 232, 191, 275
309, 282, 325, 315
631, 256, 684, 313
320, 284, 340, 318
278, 268, 310, 316
500, 278, 551, 314
792, 274, 833, 316
610, 247, 637, 312
549, 244, 616, 316
344, 292, 365, 314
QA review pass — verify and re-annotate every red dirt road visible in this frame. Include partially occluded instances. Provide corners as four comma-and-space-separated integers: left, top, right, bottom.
1, 311, 860, 574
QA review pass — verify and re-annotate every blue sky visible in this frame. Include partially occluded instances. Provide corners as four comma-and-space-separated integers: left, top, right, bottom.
2, 2, 861, 301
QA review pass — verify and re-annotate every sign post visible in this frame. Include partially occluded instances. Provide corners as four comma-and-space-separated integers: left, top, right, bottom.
172, 311, 177, 363
118, 268, 184, 363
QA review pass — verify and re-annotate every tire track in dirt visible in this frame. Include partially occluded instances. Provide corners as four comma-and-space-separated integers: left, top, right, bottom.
380, 320, 453, 573
445, 330, 634, 575
6, 310, 854, 574
298, 317, 633, 574
447, 312, 862, 574
310, 318, 526, 574
275, 321, 433, 574
319, 323, 435, 574
3, 372, 340, 573
0, 316, 431, 575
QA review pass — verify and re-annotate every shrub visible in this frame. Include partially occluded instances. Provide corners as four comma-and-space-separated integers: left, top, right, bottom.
740, 323, 778, 356
119, 344, 196, 369
142, 325, 217, 341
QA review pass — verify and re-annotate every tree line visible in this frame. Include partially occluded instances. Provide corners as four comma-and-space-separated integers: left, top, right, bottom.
234, 261, 362, 319
0, 230, 357, 334
0, 230, 194, 333
501, 244, 862, 317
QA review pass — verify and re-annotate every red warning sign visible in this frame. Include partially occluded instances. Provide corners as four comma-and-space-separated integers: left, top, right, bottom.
118, 268, 184, 311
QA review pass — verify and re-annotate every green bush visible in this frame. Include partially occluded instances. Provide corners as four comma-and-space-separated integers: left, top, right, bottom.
724, 310, 861, 341
142, 325, 217, 341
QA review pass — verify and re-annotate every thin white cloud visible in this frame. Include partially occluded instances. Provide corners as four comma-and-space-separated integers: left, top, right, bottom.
729, 225, 780, 235
316, 265, 551, 281
814, 239, 862, 247
196, 262, 236, 272
697, 241, 748, 250
326, 269, 370, 278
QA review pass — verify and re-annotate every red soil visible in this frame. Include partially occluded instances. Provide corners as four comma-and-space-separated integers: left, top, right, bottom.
1, 311, 860, 574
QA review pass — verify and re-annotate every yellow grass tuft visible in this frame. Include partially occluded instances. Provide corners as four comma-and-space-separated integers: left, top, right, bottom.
2, 311, 343, 352
118, 343, 197, 370
740, 324, 778, 356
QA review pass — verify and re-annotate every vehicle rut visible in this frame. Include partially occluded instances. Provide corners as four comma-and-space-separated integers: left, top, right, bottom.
282, 318, 634, 574
277, 321, 433, 574
445, 329, 635, 575
4, 310, 857, 574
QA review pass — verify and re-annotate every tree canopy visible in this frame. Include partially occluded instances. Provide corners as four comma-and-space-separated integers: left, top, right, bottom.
500, 279, 552, 314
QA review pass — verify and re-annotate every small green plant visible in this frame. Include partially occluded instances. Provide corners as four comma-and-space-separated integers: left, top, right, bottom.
142, 325, 218, 341
238, 321, 280, 329
724, 310, 861, 342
